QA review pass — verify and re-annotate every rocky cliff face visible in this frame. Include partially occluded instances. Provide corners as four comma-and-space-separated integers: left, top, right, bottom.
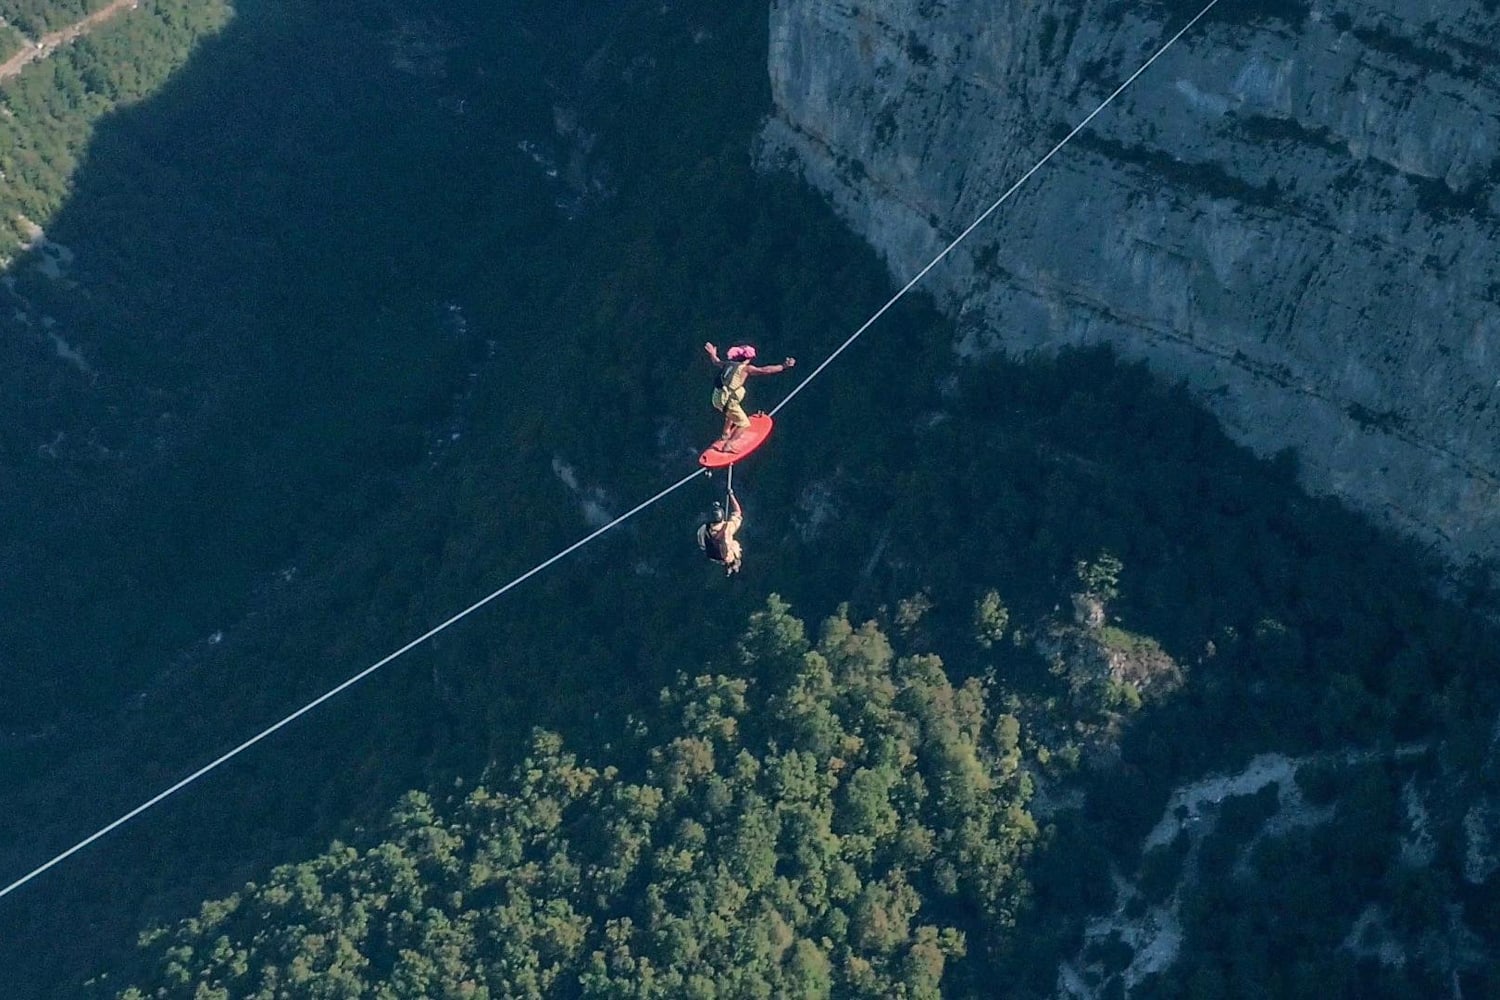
760, 0, 1500, 573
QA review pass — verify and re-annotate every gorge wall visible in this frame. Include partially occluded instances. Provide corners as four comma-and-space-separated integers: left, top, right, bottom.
760, 0, 1500, 573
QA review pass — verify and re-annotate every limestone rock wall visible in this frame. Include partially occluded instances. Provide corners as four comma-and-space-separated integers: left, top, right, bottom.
761, 0, 1500, 569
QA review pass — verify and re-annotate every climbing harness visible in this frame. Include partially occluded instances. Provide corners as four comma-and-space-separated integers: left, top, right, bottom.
711, 361, 748, 411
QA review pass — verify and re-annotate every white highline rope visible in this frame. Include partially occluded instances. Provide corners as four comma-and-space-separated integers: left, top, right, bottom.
0, 466, 707, 900
0, 0, 1223, 902
772, 0, 1222, 417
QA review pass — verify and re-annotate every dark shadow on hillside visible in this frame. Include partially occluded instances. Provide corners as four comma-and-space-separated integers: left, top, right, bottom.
1, 0, 1497, 994
0, 0, 545, 723
773, 343, 1500, 993
0, 0, 586, 990
0, 0, 793, 989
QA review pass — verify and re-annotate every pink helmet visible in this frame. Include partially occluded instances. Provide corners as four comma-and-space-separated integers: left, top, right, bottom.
726, 344, 757, 361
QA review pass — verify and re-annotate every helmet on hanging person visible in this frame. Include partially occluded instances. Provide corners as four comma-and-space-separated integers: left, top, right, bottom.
699, 503, 729, 562
726, 345, 757, 361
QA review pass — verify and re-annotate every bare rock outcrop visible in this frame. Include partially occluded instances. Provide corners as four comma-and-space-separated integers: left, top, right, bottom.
761, 0, 1500, 573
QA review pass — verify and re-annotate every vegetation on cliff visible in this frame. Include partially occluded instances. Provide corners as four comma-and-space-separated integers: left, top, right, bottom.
118, 599, 1038, 998
0, 0, 1496, 997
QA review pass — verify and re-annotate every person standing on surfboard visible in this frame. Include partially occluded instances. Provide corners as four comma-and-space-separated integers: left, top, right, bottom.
704, 342, 795, 452
697, 489, 745, 574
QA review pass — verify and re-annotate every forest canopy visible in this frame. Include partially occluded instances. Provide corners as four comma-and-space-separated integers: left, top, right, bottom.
2, 0, 1498, 996
117, 598, 1039, 998
0, 0, 113, 38
0, 0, 231, 250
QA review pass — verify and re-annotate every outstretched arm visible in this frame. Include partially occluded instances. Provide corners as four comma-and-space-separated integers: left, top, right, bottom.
746, 357, 796, 376
727, 491, 743, 517
704, 342, 722, 365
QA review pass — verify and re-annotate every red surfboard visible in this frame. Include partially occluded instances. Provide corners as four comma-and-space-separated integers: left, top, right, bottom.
699, 413, 774, 469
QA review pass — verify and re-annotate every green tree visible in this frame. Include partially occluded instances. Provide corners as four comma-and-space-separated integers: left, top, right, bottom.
119, 600, 1039, 998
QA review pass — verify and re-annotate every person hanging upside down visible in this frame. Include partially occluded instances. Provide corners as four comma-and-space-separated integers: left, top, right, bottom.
697, 489, 745, 575
704, 342, 795, 451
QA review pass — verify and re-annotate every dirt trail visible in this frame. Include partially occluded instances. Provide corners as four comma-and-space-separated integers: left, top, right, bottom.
0, 0, 138, 82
